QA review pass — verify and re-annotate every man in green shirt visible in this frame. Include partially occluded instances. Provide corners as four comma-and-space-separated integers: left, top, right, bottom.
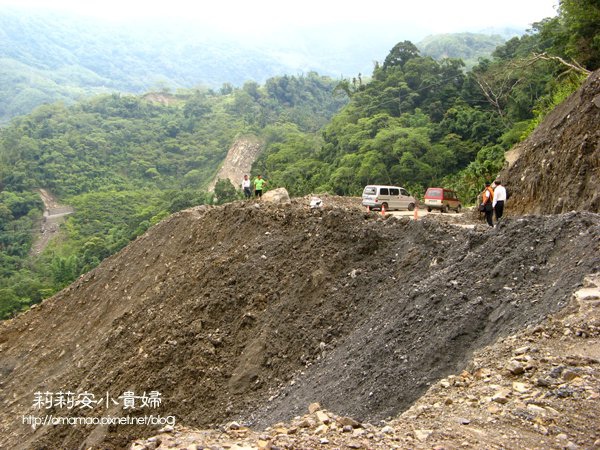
254, 175, 267, 198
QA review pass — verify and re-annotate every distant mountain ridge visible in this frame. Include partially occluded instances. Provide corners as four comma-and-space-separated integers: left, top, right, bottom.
0, 7, 516, 124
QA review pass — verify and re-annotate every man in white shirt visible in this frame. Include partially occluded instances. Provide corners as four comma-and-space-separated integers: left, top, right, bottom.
241, 174, 252, 199
493, 179, 507, 221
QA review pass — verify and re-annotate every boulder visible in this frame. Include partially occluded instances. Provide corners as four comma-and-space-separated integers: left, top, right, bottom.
261, 188, 291, 204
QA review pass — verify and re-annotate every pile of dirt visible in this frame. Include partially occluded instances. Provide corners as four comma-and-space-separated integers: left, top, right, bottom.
132, 274, 600, 450
0, 198, 598, 449
499, 69, 600, 215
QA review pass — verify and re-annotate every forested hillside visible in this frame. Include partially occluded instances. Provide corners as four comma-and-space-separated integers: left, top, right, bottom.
0, 73, 347, 318
418, 32, 508, 68
0, 0, 598, 319
256, 0, 598, 202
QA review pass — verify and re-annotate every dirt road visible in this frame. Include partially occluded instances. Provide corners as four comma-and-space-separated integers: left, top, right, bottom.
29, 189, 74, 255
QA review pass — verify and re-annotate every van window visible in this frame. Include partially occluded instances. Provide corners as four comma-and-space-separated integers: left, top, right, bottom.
400, 188, 409, 196
389, 188, 399, 196
380, 188, 389, 195
427, 188, 443, 198
363, 186, 376, 195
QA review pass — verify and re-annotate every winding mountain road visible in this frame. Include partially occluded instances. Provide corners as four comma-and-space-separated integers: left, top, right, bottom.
30, 189, 74, 256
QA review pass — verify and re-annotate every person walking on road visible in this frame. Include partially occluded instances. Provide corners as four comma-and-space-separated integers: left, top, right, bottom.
480, 182, 494, 227
254, 175, 267, 198
493, 179, 507, 222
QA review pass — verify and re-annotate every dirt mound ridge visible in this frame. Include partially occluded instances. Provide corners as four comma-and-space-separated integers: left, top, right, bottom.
499, 69, 600, 215
0, 202, 598, 449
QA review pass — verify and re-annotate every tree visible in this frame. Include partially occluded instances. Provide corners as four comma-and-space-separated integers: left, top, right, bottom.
214, 178, 238, 204
383, 41, 420, 70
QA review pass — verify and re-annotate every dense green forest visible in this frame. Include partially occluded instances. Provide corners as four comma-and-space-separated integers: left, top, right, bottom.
0, 73, 347, 318
254, 0, 597, 201
0, 0, 598, 319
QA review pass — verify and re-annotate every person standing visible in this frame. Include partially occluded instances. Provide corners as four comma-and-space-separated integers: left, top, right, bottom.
493, 179, 507, 222
241, 174, 252, 199
254, 175, 267, 198
480, 181, 494, 227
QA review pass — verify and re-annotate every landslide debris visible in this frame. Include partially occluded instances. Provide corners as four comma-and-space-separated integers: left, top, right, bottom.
0, 199, 598, 449
133, 274, 600, 450
499, 69, 600, 215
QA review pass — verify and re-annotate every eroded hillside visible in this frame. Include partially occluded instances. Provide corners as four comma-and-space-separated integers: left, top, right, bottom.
500, 69, 600, 215
0, 198, 598, 449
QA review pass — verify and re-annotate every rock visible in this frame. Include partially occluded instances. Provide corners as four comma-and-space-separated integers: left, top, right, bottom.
514, 346, 530, 355
261, 188, 291, 205
315, 411, 330, 424
308, 402, 321, 414
381, 425, 394, 434
338, 416, 361, 428
526, 404, 547, 415
506, 360, 525, 375
158, 425, 174, 433
562, 370, 580, 381
228, 421, 241, 430
492, 390, 511, 404
315, 424, 329, 435
512, 381, 529, 393
319, 438, 329, 444
414, 429, 433, 442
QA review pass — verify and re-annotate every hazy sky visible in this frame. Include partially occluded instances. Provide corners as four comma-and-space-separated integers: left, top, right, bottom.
2, 0, 559, 35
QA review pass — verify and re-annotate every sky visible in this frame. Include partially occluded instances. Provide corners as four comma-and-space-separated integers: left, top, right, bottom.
1, 0, 559, 35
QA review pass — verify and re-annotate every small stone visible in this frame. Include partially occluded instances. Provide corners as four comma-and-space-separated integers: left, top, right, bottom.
414, 429, 433, 442
158, 425, 174, 433
298, 418, 315, 428
444, 397, 453, 405
348, 443, 362, 449
308, 402, 321, 414
457, 417, 470, 425
527, 404, 547, 415
338, 416, 361, 428
514, 346, 530, 355
512, 382, 529, 393
556, 433, 568, 441
562, 370, 580, 381
320, 438, 329, 444
492, 390, 510, 404
316, 411, 330, 424
228, 421, 241, 430
315, 424, 329, 435
565, 442, 579, 450
507, 360, 525, 375
381, 425, 394, 434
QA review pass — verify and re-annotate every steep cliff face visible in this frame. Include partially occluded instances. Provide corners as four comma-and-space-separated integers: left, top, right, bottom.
208, 137, 263, 192
499, 70, 600, 215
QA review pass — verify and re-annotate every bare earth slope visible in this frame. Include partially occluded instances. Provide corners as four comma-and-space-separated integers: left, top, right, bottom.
0, 200, 598, 449
499, 69, 600, 215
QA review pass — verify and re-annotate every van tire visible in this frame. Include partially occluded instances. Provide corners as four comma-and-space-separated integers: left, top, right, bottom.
427, 207, 432, 213
408, 203, 415, 211
441, 205, 448, 213
456, 205, 462, 213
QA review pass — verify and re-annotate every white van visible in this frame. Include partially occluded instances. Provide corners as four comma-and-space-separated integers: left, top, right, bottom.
362, 185, 417, 211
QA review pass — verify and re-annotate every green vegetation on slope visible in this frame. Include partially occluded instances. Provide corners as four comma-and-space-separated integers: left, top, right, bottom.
0, 73, 347, 318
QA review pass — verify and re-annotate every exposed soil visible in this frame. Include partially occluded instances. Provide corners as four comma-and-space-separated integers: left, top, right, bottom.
29, 189, 74, 256
208, 137, 263, 192
499, 69, 600, 215
0, 197, 598, 449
